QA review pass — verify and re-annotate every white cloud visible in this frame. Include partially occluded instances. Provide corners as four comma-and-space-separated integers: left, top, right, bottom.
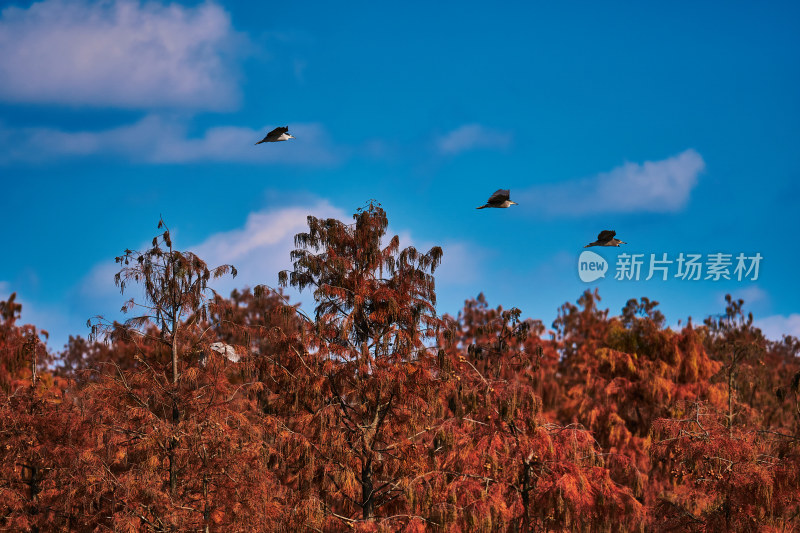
755, 314, 800, 341
437, 124, 512, 155
398, 238, 482, 287
78, 260, 129, 312
193, 205, 482, 298
0, 287, 72, 348
720, 286, 769, 307
0, 200, 487, 351
0, 116, 342, 165
191, 202, 348, 296
518, 149, 705, 215
80, 202, 353, 322
76, 202, 482, 336
77, 203, 348, 314
0, 0, 243, 110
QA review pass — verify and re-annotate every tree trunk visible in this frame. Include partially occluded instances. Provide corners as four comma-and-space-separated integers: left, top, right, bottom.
727, 366, 734, 437
172, 313, 179, 386
362, 456, 374, 520
203, 473, 210, 533
169, 437, 178, 497
23, 464, 40, 533
169, 311, 180, 496
520, 462, 531, 533
29, 335, 37, 388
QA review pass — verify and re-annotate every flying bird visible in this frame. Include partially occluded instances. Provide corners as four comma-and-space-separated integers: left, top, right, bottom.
476, 189, 518, 209
255, 126, 295, 144
584, 230, 627, 247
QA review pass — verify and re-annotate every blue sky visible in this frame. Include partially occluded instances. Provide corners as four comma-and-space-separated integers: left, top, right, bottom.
1, 0, 799, 351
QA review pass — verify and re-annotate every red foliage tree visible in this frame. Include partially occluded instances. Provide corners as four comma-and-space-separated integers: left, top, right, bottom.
424, 295, 644, 531
269, 202, 446, 530
72, 220, 286, 531
0, 294, 80, 531
651, 401, 800, 531
3, 207, 800, 532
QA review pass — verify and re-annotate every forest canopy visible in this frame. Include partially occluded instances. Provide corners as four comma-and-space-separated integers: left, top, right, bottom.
1, 204, 799, 532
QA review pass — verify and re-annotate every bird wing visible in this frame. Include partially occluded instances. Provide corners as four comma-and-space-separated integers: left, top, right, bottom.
487, 189, 510, 204
597, 230, 616, 241
256, 126, 291, 144
210, 342, 240, 362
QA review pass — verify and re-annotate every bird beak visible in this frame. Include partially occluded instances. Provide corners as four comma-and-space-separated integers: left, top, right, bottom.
511, 201, 518, 205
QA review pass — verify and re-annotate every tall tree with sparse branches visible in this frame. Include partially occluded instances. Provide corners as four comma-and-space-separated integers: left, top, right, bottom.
96, 218, 237, 386
91, 218, 237, 498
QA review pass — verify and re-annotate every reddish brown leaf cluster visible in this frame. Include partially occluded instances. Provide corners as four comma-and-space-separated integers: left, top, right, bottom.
1, 204, 799, 532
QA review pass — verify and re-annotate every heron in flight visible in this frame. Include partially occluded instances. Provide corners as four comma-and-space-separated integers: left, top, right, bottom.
477, 189, 518, 209
255, 126, 294, 144
584, 230, 627, 247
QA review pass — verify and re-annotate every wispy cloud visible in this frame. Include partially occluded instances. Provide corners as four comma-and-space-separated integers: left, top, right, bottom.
0, 116, 342, 166
75, 202, 483, 345
518, 149, 705, 215
0, 0, 244, 110
430, 242, 483, 286
389, 233, 483, 288
437, 124, 512, 155
720, 286, 769, 307
0, 286, 72, 347
77, 202, 350, 326
190, 202, 348, 296
755, 314, 800, 341
192, 205, 483, 298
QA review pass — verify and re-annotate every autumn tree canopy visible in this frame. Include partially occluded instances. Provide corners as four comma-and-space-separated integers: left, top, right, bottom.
1, 205, 798, 532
